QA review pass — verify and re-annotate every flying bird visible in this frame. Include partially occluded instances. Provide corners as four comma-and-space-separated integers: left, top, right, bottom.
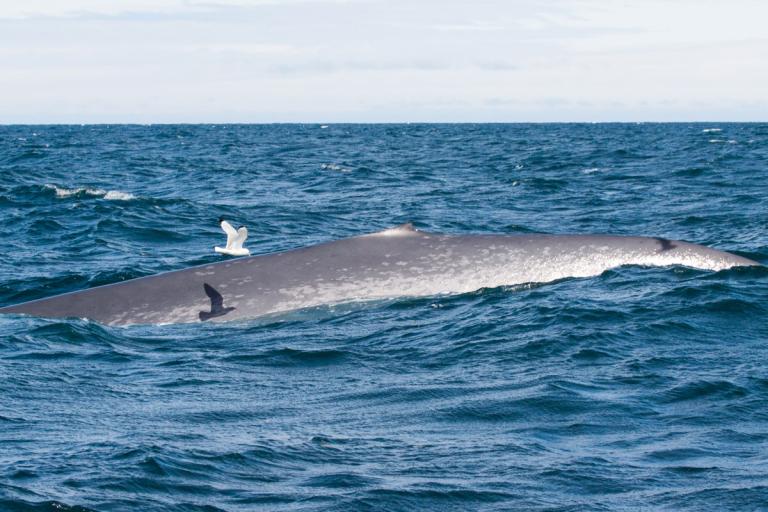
199, 283, 235, 321
214, 218, 250, 256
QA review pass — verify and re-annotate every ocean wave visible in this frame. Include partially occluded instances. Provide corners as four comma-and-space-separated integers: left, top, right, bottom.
1, 124, 767, 512
44, 184, 136, 201
321, 163, 352, 172
0, 499, 97, 512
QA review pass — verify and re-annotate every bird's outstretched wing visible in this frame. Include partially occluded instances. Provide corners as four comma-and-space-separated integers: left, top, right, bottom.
220, 220, 238, 249
231, 226, 248, 250
203, 283, 224, 311
200, 283, 235, 321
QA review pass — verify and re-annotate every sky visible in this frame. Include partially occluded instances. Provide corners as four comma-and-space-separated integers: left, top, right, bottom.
0, 0, 766, 123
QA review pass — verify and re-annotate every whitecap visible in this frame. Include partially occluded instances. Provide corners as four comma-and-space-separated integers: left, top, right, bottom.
44, 184, 90, 198
321, 163, 351, 172
702, 128, 722, 133
45, 184, 135, 200
104, 190, 136, 200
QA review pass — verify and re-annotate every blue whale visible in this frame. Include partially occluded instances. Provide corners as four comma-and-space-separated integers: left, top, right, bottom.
0, 224, 759, 326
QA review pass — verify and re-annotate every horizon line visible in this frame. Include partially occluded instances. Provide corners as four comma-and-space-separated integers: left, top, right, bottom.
1, 120, 766, 126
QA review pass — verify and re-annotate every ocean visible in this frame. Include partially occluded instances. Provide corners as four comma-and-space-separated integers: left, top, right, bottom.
1, 123, 767, 511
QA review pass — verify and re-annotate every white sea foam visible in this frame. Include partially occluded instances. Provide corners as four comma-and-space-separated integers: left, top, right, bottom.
582, 167, 600, 174
321, 163, 351, 172
702, 128, 722, 133
45, 184, 99, 198
104, 190, 136, 200
45, 184, 136, 201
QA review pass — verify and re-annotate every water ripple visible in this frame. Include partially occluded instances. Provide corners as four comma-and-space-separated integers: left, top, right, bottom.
0, 124, 766, 511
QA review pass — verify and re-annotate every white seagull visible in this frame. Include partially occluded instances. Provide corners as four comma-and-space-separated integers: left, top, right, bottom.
214, 218, 250, 256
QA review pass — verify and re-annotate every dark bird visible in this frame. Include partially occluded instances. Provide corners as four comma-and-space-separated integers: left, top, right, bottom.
199, 283, 235, 321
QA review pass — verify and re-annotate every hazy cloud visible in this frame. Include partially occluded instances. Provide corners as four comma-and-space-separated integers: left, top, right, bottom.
0, 0, 372, 19
0, 0, 766, 122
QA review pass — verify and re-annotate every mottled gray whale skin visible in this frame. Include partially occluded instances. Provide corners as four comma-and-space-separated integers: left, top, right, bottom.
0, 224, 760, 326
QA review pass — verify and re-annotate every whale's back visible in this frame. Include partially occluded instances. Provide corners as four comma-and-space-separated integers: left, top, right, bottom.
0, 227, 759, 325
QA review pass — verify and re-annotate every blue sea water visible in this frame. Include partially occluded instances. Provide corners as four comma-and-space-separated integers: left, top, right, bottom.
0, 123, 767, 511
